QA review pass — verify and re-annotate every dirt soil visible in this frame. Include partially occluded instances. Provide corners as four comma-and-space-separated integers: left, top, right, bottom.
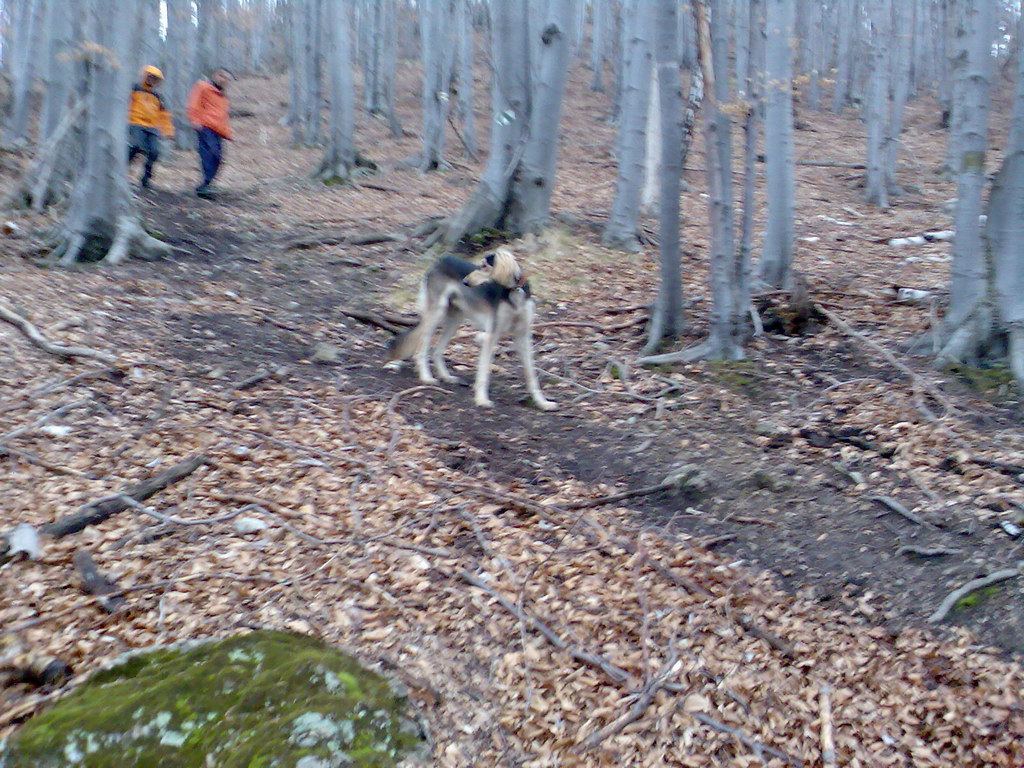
2, 63, 1024, 767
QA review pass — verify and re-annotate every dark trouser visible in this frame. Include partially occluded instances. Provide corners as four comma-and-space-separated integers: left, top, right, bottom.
128, 125, 160, 185
196, 127, 223, 189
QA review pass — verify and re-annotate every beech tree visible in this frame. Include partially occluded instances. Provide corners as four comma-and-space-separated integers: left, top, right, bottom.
415, 0, 455, 170
930, 0, 997, 367
602, 0, 653, 252
641, 0, 684, 354
440, 0, 573, 245
51, 0, 170, 265
1, 0, 39, 148
313, 0, 358, 183
758, 0, 795, 289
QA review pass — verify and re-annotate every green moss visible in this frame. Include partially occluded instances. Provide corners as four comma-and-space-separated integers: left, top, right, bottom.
954, 585, 1003, 612
945, 364, 1016, 394
707, 360, 759, 396
1, 631, 426, 768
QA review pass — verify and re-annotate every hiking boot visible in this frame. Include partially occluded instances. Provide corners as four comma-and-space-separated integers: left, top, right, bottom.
195, 184, 215, 200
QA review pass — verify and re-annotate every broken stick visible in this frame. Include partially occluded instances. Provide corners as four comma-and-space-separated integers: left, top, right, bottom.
43, 454, 213, 537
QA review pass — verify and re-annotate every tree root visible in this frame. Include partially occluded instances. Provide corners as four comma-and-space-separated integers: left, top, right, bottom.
927, 567, 1021, 624
0, 301, 117, 364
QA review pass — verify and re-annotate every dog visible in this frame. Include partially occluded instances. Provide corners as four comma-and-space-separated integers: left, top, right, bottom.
386, 248, 557, 411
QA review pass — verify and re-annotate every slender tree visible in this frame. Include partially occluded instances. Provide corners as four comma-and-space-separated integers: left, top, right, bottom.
165, 0, 196, 150
641, 0, 685, 354
602, 0, 653, 252
454, 0, 478, 158
759, 0, 796, 289
591, 0, 607, 91
415, 0, 455, 170
1, 0, 40, 148
313, 0, 358, 183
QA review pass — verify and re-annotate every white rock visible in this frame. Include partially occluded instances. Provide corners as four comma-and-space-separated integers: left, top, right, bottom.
233, 517, 269, 535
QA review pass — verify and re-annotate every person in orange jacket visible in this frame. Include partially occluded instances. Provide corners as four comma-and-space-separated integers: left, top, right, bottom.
128, 66, 175, 189
186, 68, 234, 199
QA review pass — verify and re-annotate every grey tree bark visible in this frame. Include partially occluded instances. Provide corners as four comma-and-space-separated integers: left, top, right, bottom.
864, 0, 893, 207
738, 0, 765, 307
2, 0, 40, 148
759, 0, 796, 289
197, 0, 223, 77
590, 0, 606, 91
165, 0, 195, 150
441, 0, 573, 245
639, 0, 747, 365
602, 0, 653, 252
932, 0, 995, 366
313, 0, 358, 183
51, 0, 171, 266
641, 0, 685, 354
885, 0, 913, 191
455, 0, 478, 158
832, 0, 857, 112
36, 0, 74, 143
415, 0, 455, 170
136, 0, 163, 73
990, 12, 1024, 386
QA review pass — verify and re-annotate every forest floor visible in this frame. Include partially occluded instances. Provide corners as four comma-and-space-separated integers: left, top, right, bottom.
1, 63, 1024, 766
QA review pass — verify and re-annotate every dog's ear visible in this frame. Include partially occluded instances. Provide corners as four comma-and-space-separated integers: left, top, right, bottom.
484, 253, 495, 267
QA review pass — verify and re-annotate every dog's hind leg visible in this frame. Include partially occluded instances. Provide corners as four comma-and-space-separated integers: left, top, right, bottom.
432, 310, 464, 384
473, 331, 499, 408
513, 327, 557, 411
414, 305, 446, 384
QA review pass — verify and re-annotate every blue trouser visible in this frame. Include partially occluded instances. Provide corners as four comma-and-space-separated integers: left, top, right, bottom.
128, 125, 160, 184
196, 127, 223, 188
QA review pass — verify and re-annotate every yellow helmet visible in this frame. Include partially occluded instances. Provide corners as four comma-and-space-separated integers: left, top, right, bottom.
142, 65, 164, 80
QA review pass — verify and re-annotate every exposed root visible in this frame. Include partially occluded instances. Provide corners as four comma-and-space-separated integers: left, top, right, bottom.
927, 567, 1021, 624
0, 301, 116, 364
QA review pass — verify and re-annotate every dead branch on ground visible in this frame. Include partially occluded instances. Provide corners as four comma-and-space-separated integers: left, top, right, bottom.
72, 551, 126, 613
43, 454, 214, 537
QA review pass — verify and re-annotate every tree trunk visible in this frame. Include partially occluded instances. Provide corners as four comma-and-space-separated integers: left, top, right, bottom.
2, 0, 40, 148
642, 0, 685, 354
738, 0, 765, 306
165, 0, 195, 150
602, 0, 653, 252
759, 0, 796, 289
313, 0, 357, 183
934, 0, 995, 366
590, 0, 606, 91
864, 0, 893, 207
640, 0, 745, 365
36, 0, 74, 143
416, 0, 454, 170
640, 65, 661, 215
832, 0, 857, 112
50, 0, 170, 266
455, 0, 478, 157
885, 0, 912, 193
441, 0, 573, 245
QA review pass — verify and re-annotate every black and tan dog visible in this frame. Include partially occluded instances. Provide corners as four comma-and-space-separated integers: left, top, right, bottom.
386, 248, 557, 410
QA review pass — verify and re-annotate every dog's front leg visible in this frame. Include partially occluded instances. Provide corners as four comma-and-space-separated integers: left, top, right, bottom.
514, 330, 558, 411
473, 332, 498, 408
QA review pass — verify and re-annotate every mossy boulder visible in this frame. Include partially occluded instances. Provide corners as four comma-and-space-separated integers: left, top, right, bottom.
0, 631, 427, 768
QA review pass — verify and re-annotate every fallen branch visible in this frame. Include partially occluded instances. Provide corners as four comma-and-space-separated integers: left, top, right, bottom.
736, 614, 797, 661
566, 478, 678, 510
461, 570, 633, 686
340, 308, 405, 334
0, 301, 116, 364
231, 365, 291, 392
819, 684, 836, 767
42, 454, 213, 537
813, 303, 957, 415
691, 712, 804, 767
72, 551, 126, 613
869, 495, 932, 527
896, 545, 960, 558
927, 568, 1021, 624
0, 444, 88, 477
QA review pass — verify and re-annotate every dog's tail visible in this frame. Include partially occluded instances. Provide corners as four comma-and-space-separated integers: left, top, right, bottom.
386, 323, 425, 361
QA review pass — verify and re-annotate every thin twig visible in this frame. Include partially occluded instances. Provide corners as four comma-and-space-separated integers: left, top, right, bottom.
0, 301, 116, 364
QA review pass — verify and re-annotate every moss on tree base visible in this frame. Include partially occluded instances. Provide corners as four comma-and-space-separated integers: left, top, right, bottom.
0, 631, 427, 768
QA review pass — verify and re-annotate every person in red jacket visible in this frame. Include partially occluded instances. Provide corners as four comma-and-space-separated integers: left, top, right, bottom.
186, 68, 234, 199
